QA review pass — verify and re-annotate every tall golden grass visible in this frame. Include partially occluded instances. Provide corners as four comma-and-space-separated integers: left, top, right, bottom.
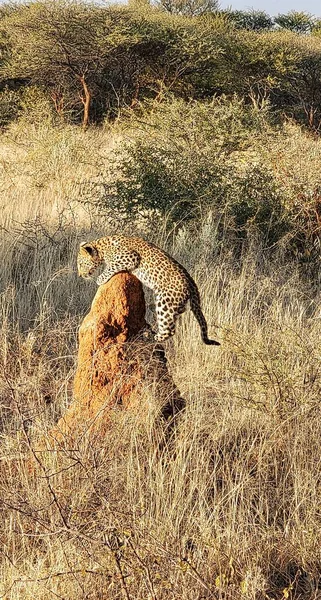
1, 121, 321, 600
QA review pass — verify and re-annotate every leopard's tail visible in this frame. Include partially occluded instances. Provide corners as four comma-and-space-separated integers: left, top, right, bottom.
189, 280, 220, 346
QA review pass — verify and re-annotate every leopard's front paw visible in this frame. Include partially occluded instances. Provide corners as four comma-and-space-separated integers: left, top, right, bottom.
96, 275, 107, 286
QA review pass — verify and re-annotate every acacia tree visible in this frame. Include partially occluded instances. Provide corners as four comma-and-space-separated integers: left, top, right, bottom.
155, 0, 218, 17
275, 11, 315, 34
281, 36, 321, 130
225, 9, 273, 31
0, 1, 225, 123
211, 30, 300, 111
0, 1, 126, 127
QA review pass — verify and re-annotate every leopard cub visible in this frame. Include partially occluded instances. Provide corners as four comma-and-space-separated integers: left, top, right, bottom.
77, 235, 219, 346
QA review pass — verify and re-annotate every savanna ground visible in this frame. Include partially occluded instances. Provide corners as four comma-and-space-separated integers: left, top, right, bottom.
1, 106, 321, 600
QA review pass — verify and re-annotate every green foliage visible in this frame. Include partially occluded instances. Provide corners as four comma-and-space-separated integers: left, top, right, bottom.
0, 1, 117, 126
0, 2, 228, 123
224, 9, 273, 31
0, 85, 56, 129
0, 86, 20, 126
18, 86, 56, 125
82, 97, 321, 267
312, 19, 321, 35
275, 11, 315, 34
93, 98, 288, 250
211, 29, 321, 131
275, 35, 321, 130
0, 1, 321, 130
156, 0, 219, 17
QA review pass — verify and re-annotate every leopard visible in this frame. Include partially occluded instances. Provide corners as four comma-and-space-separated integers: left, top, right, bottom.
77, 235, 220, 346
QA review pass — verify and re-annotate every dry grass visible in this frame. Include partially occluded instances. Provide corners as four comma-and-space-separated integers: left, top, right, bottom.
1, 121, 321, 600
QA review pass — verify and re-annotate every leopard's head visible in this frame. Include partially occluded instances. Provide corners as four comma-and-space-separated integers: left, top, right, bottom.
77, 242, 102, 278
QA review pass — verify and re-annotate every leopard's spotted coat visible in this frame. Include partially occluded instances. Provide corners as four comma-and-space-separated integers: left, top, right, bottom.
77, 235, 219, 345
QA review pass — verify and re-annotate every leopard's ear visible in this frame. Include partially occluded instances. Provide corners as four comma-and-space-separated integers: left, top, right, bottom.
79, 242, 98, 257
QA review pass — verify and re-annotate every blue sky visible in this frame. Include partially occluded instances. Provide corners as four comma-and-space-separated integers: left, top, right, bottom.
220, 0, 321, 16
0, 0, 320, 19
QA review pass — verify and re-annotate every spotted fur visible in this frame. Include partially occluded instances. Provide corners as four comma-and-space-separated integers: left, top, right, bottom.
77, 235, 219, 346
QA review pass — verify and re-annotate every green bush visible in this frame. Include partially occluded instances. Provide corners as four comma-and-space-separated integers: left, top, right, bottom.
1, 0, 321, 131
79, 96, 321, 269
0, 87, 20, 126
18, 86, 56, 125
94, 97, 288, 250
0, 85, 57, 129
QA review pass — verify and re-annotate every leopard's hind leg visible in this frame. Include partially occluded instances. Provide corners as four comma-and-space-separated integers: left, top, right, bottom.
154, 293, 186, 342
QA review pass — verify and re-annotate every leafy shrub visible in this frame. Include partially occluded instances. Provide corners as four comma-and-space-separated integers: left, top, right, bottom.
223, 9, 274, 31
0, 85, 56, 129
92, 97, 288, 251
0, 87, 20, 126
18, 86, 56, 126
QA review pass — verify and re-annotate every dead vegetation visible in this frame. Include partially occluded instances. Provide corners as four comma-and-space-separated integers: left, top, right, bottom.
1, 119, 321, 600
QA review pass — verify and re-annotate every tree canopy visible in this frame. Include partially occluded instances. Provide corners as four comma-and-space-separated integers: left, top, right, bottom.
1, 0, 321, 131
